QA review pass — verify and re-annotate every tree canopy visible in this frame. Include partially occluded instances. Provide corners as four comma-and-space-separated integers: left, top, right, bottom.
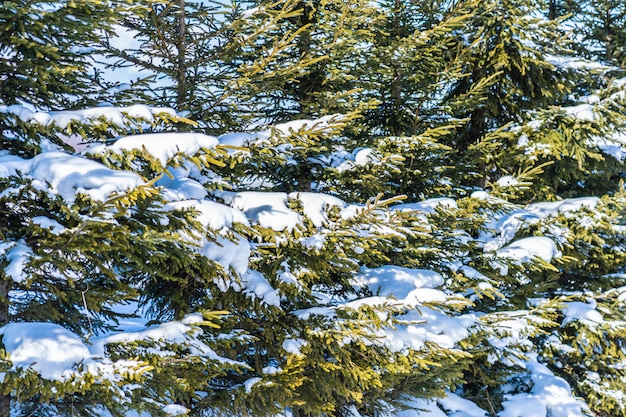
2, 1, 626, 417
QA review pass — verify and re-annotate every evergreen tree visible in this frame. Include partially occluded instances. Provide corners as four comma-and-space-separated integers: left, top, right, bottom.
3, 0, 626, 416
440, 0, 573, 188
105, 0, 321, 133
577, 0, 626, 68
0, 0, 125, 110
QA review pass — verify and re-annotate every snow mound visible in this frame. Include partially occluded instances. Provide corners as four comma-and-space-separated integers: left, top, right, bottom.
0, 151, 143, 202
355, 266, 444, 300
217, 191, 301, 231
289, 191, 345, 227
90, 132, 219, 165
500, 356, 590, 417
0, 322, 91, 381
498, 236, 561, 264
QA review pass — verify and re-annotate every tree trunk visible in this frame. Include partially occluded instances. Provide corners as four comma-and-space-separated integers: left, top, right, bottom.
0, 277, 11, 416
176, 0, 189, 131
548, 0, 557, 20
605, 4, 614, 62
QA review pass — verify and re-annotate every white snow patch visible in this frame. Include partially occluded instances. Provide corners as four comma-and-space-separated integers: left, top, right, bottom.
393, 197, 458, 214
162, 404, 188, 416
3, 242, 32, 283
497, 236, 561, 264
241, 270, 280, 307
29, 151, 143, 202
562, 301, 603, 325
526, 197, 599, 217
438, 392, 488, 417
93, 132, 219, 166
496, 176, 520, 187
354, 266, 444, 301
167, 199, 250, 230
32, 216, 65, 235
289, 192, 345, 227
244, 377, 262, 393
500, 355, 590, 417
564, 103, 595, 121
217, 191, 301, 231
0, 322, 91, 381
282, 339, 307, 355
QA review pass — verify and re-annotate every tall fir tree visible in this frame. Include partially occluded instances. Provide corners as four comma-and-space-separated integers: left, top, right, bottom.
577, 0, 626, 68
2, 0, 626, 416
105, 0, 323, 133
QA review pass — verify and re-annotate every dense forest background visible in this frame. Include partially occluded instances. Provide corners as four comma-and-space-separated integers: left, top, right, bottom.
2, 1, 626, 416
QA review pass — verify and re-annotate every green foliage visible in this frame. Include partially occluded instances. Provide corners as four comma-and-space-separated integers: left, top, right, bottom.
3, 0, 626, 416
575, 0, 626, 67
0, 0, 128, 109
105, 0, 319, 132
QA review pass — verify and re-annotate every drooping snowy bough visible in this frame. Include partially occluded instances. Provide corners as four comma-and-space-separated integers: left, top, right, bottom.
2, 104, 626, 417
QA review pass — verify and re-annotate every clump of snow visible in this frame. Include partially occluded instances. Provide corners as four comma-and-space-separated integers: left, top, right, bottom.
217, 132, 257, 147
438, 392, 488, 417
0, 104, 175, 131
1, 151, 144, 202
241, 270, 280, 307
526, 197, 599, 217
165, 199, 251, 276
500, 355, 590, 417
282, 339, 307, 355
333, 147, 381, 172
562, 300, 603, 325
0, 322, 91, 381
244, 377, 262, 393
470, 190, 490, 200
300, 233, 326, 250
158, 168, 208, 200
354, 266, 444, 300
497, 236, 561, 264
596, 135, 626, 161
393, 197, 458, 214
346, 265, 474, 352
202, 235, 251, 277
381, 307, 474, 351
167, 199, 250, 230
546, 55, 608, 71
289, 192, 345, 227
162, 404, 188, 416
90, 132, 219, 166
91, 314, 242, 367
217, 191, 301, 231
32, 216, 66, 235
3, 242, 32, 283
31, 152, 144, 201
7, 152, 143, 202
480, 197, 599, 253
563, 103, 595, 121
496, 175, 521, 187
